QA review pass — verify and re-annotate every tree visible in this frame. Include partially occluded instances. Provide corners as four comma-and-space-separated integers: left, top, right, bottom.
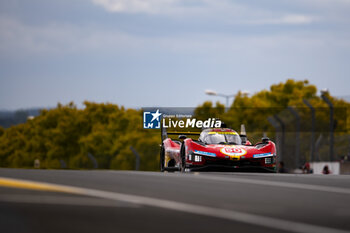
0, 79, 348, 170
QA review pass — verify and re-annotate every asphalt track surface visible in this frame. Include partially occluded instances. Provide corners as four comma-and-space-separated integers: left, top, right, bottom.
1, 169, 350, 233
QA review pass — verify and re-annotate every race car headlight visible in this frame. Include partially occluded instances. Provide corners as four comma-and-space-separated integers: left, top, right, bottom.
188, 150, 193, 161
265, 157, 272, 164
194, 155, 202, 162
188, 152, 202, 162
265, 154, 276, 164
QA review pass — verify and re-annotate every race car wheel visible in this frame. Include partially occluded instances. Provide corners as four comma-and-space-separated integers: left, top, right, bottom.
180, 143, 186, 173
160, 144, 165, 172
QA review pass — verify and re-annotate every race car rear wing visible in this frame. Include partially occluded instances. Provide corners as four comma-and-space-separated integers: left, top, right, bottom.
161, 124, 200, 141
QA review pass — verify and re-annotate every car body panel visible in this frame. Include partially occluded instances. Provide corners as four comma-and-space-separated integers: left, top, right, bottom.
161, 128, 277, 172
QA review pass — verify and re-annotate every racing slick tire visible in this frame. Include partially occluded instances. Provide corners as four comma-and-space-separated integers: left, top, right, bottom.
180, 142, 186, 173
160, 144, 165, 172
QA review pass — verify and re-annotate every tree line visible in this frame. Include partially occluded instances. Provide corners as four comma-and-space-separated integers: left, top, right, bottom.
0, 79, 349, 170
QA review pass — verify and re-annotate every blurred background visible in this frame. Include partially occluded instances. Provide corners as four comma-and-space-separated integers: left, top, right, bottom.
1, 0, 350, 171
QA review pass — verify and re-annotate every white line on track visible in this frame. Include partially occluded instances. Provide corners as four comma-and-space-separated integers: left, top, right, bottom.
82, 188, 350, 233
0, 176, 349, 233
194, 174, 350, 195
112, 171, 350, 195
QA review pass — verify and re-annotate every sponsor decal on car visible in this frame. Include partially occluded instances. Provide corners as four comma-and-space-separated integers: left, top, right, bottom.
253, 153, 273, 158
194, 150, 216, 157
220, 147, 247, 159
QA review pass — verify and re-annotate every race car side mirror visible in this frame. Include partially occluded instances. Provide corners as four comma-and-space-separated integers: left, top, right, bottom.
262, 137, 269, 143
240, 135, 247, 144
179, 135, 187, 140
240, 124, 247, 144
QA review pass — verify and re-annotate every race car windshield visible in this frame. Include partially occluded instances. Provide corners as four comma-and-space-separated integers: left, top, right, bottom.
203, 133, 242, 145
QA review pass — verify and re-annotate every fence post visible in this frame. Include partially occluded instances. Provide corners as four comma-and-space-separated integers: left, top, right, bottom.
288, 106, 301, 168
130, 146, 140, 171
303, 99, 316, 162
59, 159, 67, 169
315, 134, 323, 161
273, 114, 285, 162
268, 116, 281, 164
87, 153, 98, 169
321, 94, 334, 161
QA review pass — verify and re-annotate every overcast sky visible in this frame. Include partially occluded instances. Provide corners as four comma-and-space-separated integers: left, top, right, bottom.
1, 0, 350, 109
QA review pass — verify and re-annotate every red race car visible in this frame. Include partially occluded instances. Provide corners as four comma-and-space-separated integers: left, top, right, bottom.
160, 127, 277, 172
